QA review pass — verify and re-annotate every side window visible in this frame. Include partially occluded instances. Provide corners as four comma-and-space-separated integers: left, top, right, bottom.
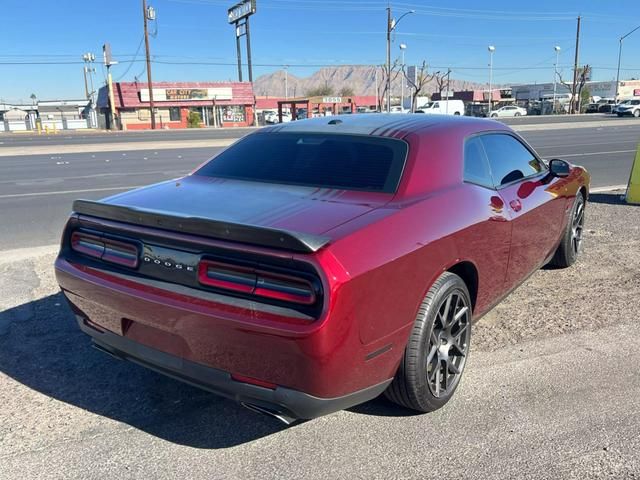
463, 136, 493, 188
480, 134, 544, 187
433, 102, 439, 108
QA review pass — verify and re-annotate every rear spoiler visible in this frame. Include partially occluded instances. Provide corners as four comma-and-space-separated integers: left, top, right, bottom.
72, 199, 331, 253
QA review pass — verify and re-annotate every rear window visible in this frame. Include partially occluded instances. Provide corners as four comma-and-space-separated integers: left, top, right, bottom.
195, 133, 408, 193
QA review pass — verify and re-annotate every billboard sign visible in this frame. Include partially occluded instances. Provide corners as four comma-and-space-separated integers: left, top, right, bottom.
228, 0, 256, 23
406, 65, 417, 86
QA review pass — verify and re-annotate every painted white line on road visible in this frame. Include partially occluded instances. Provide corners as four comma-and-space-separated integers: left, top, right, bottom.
535, 141, 638, 149
556, 149, 636, 158
590, 184, 628, 193
0, 185, 142, 199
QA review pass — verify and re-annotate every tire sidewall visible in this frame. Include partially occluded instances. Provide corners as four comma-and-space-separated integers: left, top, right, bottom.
412, 275, 472, 411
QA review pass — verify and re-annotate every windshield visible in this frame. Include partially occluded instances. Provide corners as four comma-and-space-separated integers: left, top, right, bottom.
195, 133, 408, 193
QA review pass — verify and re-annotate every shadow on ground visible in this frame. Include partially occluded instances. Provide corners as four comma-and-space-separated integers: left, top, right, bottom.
588, 192, 633, 206
0, 293, 293, 449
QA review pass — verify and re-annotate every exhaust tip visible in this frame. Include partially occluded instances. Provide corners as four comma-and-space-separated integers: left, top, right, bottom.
241, 402, 297, 425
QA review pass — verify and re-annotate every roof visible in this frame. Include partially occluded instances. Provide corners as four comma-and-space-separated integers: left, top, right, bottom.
98, 81, 255, 109
256, 95, 378, 110
262, 113, 507, 138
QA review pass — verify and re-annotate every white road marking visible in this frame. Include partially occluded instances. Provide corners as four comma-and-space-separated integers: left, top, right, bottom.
590, 184, 628, 193
556, 149, 636, 158
0, 185, 142, 199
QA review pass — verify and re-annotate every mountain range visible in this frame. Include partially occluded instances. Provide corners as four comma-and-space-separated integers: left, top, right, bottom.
253, 65, 487, 98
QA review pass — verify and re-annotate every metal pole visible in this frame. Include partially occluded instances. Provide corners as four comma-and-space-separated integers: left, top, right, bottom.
83, 66, 90, 100
245, 17, 253, 82
386, 7, 391, 113
571, 16, 581, 114
488, 49, 494, 115
284, 67, 288, 98
553, 48, 559, 114
400, 48, 405, 111
375, 67, 380, 111
142, 0, 156, 129
615, 39, 623, 102
89, 67, 95, 104
446, 68, 451, 114
235, 21, 243, 82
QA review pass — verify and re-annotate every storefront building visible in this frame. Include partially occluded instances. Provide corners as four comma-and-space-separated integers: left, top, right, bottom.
97, 81, 256, 130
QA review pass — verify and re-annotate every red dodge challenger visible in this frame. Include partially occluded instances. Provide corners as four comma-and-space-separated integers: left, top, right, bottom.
55, 115, 590, 424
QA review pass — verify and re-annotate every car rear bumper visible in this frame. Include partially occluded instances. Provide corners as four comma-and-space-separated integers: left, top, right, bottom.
55, 257, 397, 419
76, 314, 390, 421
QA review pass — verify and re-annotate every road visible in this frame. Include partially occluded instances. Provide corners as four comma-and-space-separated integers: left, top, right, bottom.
0, 123, 638, 250
1, 192, 639, 479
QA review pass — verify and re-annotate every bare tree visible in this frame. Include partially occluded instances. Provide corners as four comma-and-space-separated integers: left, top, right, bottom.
403, 61, 436, 112
432, 71, 450, 98
377, 60, 402, 112
559, 64, 591, 114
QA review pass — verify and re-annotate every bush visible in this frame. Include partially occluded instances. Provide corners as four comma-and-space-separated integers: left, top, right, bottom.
187, 111, 202, 128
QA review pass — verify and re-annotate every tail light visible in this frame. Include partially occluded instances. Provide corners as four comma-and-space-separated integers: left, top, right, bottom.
198, 259, 317, 305
70, 231, 139, 268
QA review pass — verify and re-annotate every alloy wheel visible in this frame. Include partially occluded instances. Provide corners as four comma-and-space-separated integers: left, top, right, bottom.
426, 291, 471, 398
572, 197, 585, 254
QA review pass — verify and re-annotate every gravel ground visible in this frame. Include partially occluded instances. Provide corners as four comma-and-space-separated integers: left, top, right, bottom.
474, 191, 640, 351
0, 191, 638, 479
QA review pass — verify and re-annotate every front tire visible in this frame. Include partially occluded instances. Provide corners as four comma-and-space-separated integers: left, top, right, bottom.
491, 113, 498, 118
550, 191, 585, 268
515, 112, 521, 117
385, 272, 472, 413
634, 110, 640, 118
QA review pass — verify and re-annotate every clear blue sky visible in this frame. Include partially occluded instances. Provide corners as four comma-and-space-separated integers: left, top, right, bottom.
1, 0, 639, 102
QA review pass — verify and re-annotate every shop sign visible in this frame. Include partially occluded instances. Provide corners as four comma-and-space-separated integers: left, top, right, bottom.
140, 87, 233, 102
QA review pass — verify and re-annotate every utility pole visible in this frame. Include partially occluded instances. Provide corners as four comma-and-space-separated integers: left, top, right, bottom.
284, 65, 288, 98
386, 7, 392, 113
103, 44, 118, 130
385, 7, 414, 113
143, 0, 156, 129
553, 46, 561, 114
570, 16, 581, 114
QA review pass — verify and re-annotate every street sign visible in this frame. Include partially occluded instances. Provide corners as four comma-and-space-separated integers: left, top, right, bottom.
228, 0, 256, 23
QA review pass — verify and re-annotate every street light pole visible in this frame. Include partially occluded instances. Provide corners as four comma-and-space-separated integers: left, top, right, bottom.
399, 43, 407, 112
488, 45, 495, 115
553, 46, 561, 114
142, 0, 156, 129
284, 66, 288, 99
615, 25, 640, 102
385, 7, 414, 113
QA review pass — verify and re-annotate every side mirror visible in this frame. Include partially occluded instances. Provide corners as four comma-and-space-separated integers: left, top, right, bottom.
549, 158, 571, 178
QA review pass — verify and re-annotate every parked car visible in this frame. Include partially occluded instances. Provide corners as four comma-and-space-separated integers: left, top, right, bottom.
390, 106, 408, 114
55, 114, 590, 424
585, 103, 600, 114
615, 99, 640, 117
263, 110, 278, 123
489, 105, 528, 118
416, 100, 464, 115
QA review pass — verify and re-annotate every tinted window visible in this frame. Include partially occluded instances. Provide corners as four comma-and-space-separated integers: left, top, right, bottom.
464, 137, 493, 188
481, 134, 544, 186
195, 133, 408, 193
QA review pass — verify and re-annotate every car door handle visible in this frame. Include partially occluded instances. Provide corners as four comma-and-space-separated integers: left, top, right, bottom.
509, 199, 522, 212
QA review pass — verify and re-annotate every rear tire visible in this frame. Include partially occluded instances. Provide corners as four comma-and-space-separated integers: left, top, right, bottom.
454, 112, 461, 115
385, 272, 472, 413
550, 191, 585, 268
491, 113, 498, 118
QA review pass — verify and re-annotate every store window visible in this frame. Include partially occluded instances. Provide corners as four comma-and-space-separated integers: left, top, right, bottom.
222, 105, 246, 123
138, 109, 150, 121
169, 107, 181, 122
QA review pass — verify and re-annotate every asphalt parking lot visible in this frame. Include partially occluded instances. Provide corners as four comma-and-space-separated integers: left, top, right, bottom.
1, 191, 639, 479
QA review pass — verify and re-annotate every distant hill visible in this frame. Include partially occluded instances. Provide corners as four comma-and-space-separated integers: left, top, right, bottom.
253, 65, 486, 98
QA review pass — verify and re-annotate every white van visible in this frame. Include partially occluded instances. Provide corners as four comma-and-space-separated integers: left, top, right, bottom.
416, 100, 464, 116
